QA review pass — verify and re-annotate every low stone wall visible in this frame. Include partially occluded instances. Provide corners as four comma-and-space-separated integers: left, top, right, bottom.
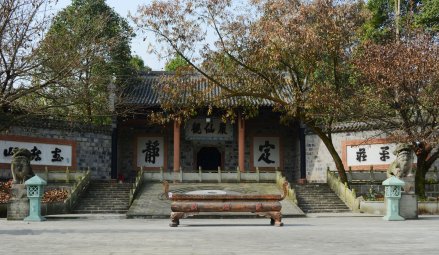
425, 183, 439, 197
360, 201, 385, 215
41, 202, 69, 215
350, 184, 384, 198
1, 202, 69, 218
360, 200, 439, 215
1, 170, 90, 219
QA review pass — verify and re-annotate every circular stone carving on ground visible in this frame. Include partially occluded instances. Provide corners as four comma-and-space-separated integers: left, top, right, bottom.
186, 190, 241, 195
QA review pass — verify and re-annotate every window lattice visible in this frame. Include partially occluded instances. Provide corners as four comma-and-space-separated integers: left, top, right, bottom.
28, 186, 39, 197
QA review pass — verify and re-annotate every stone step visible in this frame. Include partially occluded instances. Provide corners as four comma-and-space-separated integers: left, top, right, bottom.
297, 199, 345, 203
73, 181, 131, 214
298, 202, 347, 206
74, 210, 128, 214
297, 196, 341, 199
303, 209, 351, 213
294, 183, 350, 213
299, 205, 348, 208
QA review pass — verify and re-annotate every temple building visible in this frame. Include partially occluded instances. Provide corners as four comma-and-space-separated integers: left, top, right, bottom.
115, 71, 305, 182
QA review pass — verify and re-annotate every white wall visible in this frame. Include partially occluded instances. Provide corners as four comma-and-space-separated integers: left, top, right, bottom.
306, 130, 392, 183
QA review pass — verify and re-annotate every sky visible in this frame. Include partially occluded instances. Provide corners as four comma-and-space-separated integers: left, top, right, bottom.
54, 0, 165, 70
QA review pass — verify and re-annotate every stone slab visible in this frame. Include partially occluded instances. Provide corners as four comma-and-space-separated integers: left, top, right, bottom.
400, 193, 418, 219
7, 184, 29, 220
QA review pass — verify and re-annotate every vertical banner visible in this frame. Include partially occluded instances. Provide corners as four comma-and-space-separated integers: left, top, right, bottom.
253, 137, 280, 168
137, 137, 164, 168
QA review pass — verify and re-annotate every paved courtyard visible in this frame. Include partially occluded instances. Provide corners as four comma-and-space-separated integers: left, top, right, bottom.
1, 214, 439, 254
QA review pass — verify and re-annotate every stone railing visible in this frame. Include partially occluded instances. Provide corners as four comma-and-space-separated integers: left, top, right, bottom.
64, 169, 91, 211
35, 167, 88, 183
327, 168, 363, 212
129, 167, 144, 206
142, 167, 280, 183
276, 171, 297, 204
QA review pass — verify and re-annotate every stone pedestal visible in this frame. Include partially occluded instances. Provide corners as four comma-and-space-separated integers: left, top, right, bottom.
400, 193, 418, 219
7, 184, 29, 220
401, 176, 415, 193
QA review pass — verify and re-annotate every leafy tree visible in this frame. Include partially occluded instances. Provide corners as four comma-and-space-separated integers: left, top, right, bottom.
0, 0, 70, 130
39, 0, 134, 124
165, 54, 189, 71
361, 0, 439, 41
354, 35, 439, 198
357, 0, 439, 198
415, 0, 439, 33
133, 0, 368, 184
130, 55, 151, 73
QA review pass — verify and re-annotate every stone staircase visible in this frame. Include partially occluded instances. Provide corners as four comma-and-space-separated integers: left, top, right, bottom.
294, 183, 350, 213
73, 181, 131, 214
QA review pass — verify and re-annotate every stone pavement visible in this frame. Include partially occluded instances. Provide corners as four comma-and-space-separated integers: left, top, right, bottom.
127, 182, 304, 218
1, 215, 439, 254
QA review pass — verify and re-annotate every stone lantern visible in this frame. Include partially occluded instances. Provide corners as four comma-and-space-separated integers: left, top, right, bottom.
382, 176, 405, 221
24, 175, 47, 222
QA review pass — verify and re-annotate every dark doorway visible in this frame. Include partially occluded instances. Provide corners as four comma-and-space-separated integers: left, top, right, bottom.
197, 147, 221, 170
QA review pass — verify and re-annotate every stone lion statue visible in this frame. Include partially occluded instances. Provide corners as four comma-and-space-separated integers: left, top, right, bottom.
11, 148, 35, 184
386, 143, 414, 178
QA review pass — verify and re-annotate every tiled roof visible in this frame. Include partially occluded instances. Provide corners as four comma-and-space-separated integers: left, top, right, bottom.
122, 72, 399, 134
122, 71, 280, 108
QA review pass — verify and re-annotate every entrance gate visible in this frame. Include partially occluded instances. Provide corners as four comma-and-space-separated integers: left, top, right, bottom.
196, 147, 221, 170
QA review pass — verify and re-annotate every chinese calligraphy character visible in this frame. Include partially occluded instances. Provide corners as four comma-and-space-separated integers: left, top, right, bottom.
142, 140, 160, 164
258, 140, 275, 164
379, 146, 390, 162
31, 146, 42, 161
3, 147, 15, 157
51, 147, 64, 162
356, 148, 367, 162
218, 123, 227, 134
204, 123, 215, 133
191, 122, 202, 134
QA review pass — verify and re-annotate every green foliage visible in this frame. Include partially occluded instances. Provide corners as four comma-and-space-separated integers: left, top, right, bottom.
130, 55, 151, 73
361, 0, 396, 42
415, 0, 439, 32
360, 0, 437, 42
164, 55, 189, 71
39, 0, 134, 124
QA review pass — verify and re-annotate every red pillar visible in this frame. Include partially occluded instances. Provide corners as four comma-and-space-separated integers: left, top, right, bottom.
238, 114, 245, 172
173, 119, 181, 172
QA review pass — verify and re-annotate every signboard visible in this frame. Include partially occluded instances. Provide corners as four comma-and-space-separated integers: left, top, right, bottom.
184, 118, 233, 141
346, 143, 398, 166
0, 140, 72, 166
253, 137, 280, 168
137, 137, 164, 168
343, 140, 416, 170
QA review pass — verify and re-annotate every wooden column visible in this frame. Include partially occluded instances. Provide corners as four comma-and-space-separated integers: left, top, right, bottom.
173, 119, 181, 172
238, 114, 245, 172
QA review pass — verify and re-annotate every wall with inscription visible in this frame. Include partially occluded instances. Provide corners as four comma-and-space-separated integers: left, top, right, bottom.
0, 139, 74, 167
305, 130, 439, 183
0, 121, 112, 179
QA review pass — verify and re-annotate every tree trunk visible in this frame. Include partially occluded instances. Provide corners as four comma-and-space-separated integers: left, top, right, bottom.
415, 148, 429, 199
415, 163, 426, 199
415, 146, 439, 199
308, 125, 349, 187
